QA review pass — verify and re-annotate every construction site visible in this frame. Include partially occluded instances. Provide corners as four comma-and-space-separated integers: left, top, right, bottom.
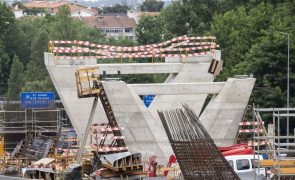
0, 35, 294, 180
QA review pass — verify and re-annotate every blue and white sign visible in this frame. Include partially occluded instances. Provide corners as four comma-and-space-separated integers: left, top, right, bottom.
20, 92, 55, 109
143, 95, 155, 107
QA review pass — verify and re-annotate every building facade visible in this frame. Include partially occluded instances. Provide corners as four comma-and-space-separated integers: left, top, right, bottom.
79, 15, 136, 40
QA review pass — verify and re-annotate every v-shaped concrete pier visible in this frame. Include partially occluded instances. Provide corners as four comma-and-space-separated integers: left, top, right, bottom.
45, 52, 255, 163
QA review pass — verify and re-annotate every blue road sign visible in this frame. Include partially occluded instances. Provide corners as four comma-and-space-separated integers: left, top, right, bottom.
143, 95, 155, 107
20, 92, 55, 109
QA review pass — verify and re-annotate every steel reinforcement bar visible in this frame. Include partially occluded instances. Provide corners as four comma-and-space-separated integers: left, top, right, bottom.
158, 105, 240, 180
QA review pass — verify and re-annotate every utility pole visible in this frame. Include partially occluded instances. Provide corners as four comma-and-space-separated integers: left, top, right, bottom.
275, 31, 290, 143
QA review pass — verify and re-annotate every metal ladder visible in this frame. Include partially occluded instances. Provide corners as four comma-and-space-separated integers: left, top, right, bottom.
75, 68, 127, 163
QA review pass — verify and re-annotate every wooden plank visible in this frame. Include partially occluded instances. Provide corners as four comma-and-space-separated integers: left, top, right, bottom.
79, 76, 99, 82
214, 60, 223, 76
32, 158, 55, 166
81, 89, 100, 95
77, 67, 98, 73
276, 167, 295, 175
259, 160, 295, 167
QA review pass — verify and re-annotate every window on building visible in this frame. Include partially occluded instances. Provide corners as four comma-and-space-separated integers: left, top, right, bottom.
125, 28, 133, 33
236, 159, 250, 170
104, 28, 123, 34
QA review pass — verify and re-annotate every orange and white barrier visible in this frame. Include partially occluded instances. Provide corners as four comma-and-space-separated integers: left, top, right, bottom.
239, 129, 264, 133
239, 121, 265, 126
246, 140, 269, 146
91, 136, 125, 140
48, 35, 219, 60
91, 145, 128, 152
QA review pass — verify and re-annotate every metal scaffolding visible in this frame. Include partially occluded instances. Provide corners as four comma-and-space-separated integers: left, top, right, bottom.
158, 105, 240, 180
0, 108, 69, 152
253, 107, 295, 179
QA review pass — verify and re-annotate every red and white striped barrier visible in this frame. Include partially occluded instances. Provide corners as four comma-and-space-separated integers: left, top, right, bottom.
91, 135, 125, 140
246, 141, 269, 146
239, 121, 265, 126
91, 127, 125, 132
52, 45, 219, 54
91, 145, 128, 152
49, 35, 216, 49
49, 35, 218, 61
239, 129, 264, 133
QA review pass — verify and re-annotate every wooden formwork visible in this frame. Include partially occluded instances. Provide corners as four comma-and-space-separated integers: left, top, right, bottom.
75, 67, 100, 98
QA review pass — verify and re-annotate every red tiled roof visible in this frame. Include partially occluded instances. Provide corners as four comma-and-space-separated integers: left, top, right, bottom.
23, 1, 97, 15
79, 16, 136, 28
23, 1, 68, 9
138, 12, 160, 17
71, 8, 97, 15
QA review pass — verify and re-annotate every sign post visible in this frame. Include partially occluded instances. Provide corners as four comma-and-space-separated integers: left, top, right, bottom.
20, 92, 55, 109
143, 95, 155, 108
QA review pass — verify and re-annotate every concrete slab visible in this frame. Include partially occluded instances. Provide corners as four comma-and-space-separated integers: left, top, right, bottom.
128, 82, 225, 95
84, 63, 183, 74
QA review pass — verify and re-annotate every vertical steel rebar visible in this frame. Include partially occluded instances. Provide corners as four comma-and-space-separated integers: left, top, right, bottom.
158, 105, 240, 180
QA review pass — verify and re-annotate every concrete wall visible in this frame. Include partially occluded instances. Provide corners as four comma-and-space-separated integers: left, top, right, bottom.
45, 53, 108, 140
199, 78, 256, 146
101, 81, 170, 163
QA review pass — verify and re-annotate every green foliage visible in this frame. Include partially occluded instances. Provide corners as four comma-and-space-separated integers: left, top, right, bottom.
136, 0, 223, 41
24, 30, 49, 82
210, 2, 295, 111
23, 8, 46, 15
136, 16, 164, 44
12, 2, 26, 9
7, 55, 24, 99
140, 0, 164, 12
22, 76, 55, 92
0, 40, 11, 95
4, 22, 30, 65
49, 5, 75, 40
0, 2, 15, 40
103, 4, 130, 13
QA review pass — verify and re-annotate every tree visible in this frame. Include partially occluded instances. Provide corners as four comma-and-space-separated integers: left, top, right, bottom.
7, 55, 24, 99
49, 5, 75, 40
103, 4, 130, 13
4, 23, 30, 65
0, 40, 11, 95
22, 76, 55, 92
24, 30, 49, 83
140, 0, 164, 12
0, 2, 15, 40
210, 2, 295, 110
157, 0, 220, 38
136, 16, 164, 44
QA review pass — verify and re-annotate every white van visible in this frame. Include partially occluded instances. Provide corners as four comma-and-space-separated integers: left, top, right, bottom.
225, 155, 267, 180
